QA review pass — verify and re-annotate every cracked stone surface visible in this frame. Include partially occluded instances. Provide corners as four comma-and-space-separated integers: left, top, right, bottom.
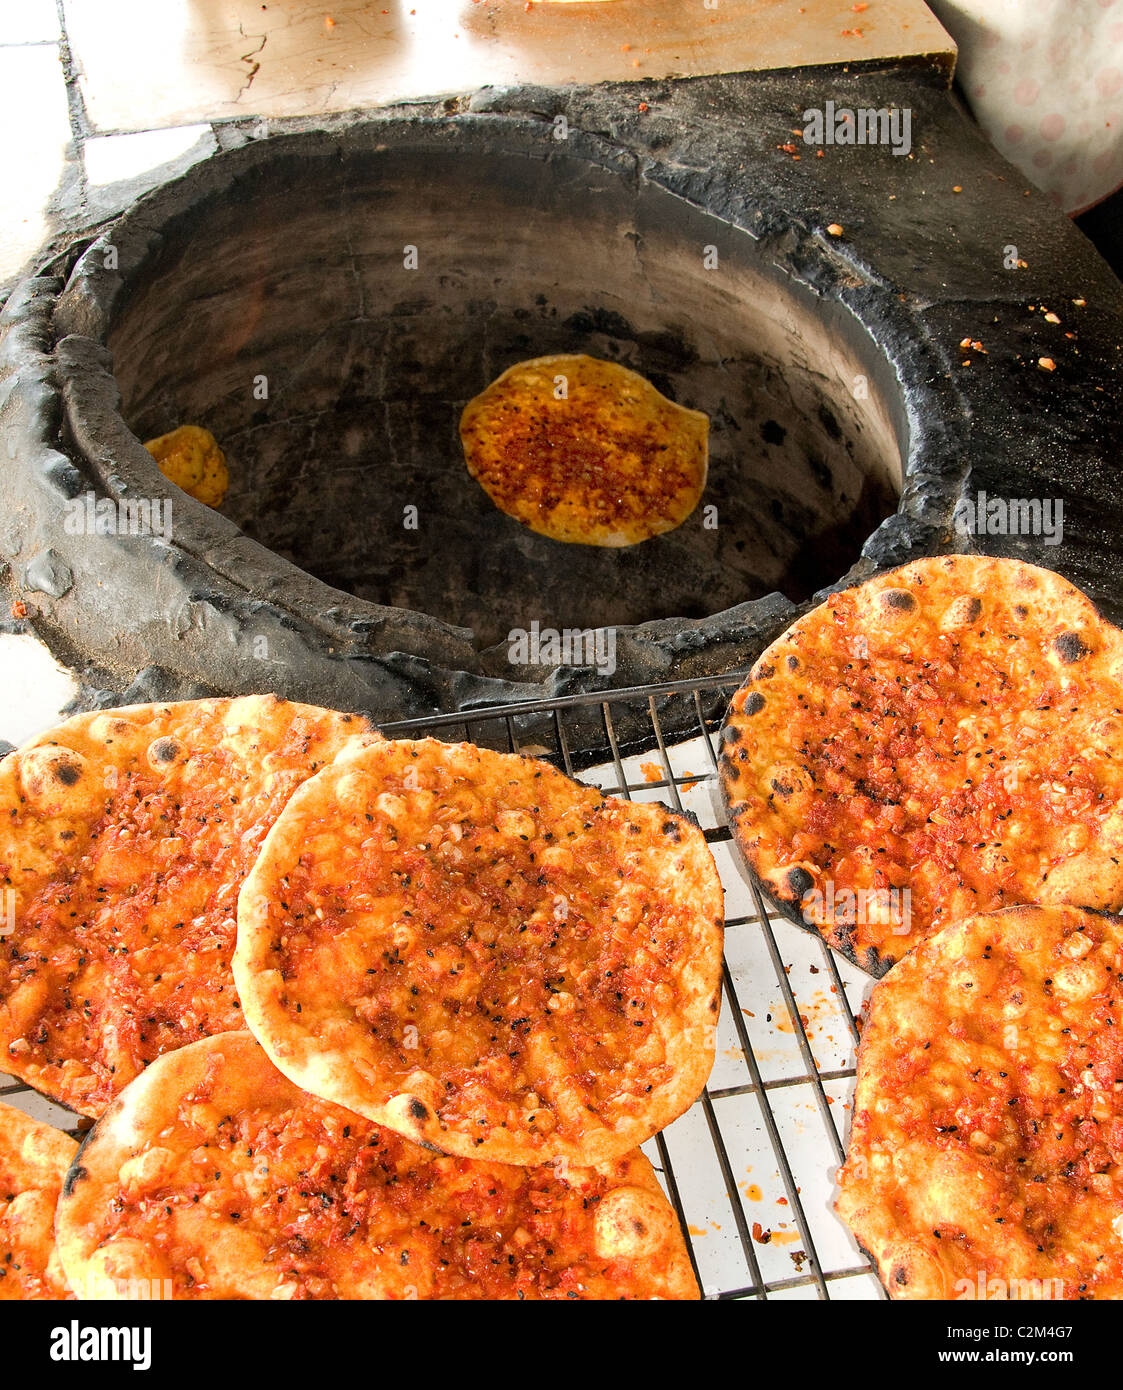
60, 0, 954, 130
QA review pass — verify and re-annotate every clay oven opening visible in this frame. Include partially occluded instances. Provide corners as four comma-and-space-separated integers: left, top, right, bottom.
104, 141, 904, 655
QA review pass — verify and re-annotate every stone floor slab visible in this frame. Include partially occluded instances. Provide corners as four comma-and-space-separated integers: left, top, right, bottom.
62, 0, 955, 134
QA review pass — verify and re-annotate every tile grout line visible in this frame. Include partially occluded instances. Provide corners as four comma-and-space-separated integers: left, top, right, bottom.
54, 0, 90, 213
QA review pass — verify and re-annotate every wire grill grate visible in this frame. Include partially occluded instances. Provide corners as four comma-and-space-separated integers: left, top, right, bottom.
377, 672, 885, 1301
1, 672, 885, 1300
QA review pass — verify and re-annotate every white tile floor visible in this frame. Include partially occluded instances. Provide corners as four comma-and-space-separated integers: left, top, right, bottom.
0, 633, 78, 749
0, 43, 73, 283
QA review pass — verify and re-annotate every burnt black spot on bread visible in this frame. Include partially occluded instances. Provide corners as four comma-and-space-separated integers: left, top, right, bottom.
408, 1099, 430, 1122
54, 758, 82, 786
1054, 631, 1090, 663
962, 597, 982, 623
62, 1163, 88, 1197
753, 664, 775, 681
786, 655, 799, 671
786, 866, 815, 899
149, 738, 181, 764
818, 404, 843, 441
1014, 604, 1029, 619
661, 820, 682, 843
893, 1265, 909, 1286
881, 589, 917, 612
631, 1219, 647, 1236
742, 693, 766, 717
722, 725, 742, 744
771, 777, 794, 797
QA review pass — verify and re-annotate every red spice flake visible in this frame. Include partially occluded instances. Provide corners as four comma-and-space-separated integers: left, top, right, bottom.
751, 1222, 771, 1244
826, 223, 844, 237
639, 761, 663, 784
638, 102, 648, 112
10, 601, 27, 619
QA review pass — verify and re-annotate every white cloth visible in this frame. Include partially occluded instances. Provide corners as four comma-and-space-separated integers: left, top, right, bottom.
927, 0, 1123, 213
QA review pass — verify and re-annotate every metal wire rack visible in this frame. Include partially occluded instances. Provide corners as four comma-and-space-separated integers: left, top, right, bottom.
377, 671, 886, 1301
0, 671, 885, 1300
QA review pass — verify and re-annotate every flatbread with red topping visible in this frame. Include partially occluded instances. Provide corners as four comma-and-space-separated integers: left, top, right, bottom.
234, 737, 723, 1166
0, 695, 374, 1116
720, 555, 1123, 975
459, 354, 708, 546
0, 1102, 75, 1300
56, 1032, 699, 1300
837, 905, 1123, 1300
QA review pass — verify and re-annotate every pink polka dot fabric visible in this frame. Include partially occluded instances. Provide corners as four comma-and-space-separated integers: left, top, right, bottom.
927, 0, 1123, 213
